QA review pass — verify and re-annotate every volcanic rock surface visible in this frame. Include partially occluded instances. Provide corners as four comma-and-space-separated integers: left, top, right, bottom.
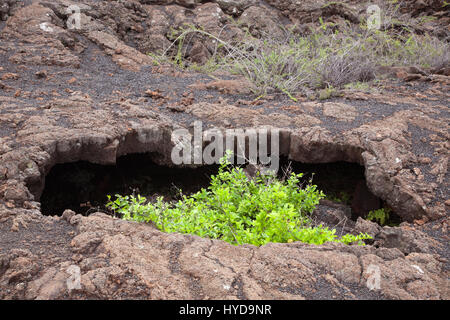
0, 0, 449, 300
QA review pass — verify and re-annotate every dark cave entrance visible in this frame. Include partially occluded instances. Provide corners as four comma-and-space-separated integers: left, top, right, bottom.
40, 153, 218, 216
278, 159, 402, 225
39, 153, 400, 224
281, 160, 380, 220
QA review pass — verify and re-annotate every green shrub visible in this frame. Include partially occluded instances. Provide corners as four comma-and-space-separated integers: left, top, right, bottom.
106, 154, 372, 246
367, 208, 391, 226
318, 86, 339, 100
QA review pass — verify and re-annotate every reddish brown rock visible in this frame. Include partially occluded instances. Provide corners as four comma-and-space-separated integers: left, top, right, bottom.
0, 0, 448, 301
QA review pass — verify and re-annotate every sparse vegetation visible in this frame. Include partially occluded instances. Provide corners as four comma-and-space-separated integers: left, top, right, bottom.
149, 21, 448, 99
344, 81, 372, 92
318, 86, 339, 100
326, 191, 352, 205
106, 153, 372, 246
